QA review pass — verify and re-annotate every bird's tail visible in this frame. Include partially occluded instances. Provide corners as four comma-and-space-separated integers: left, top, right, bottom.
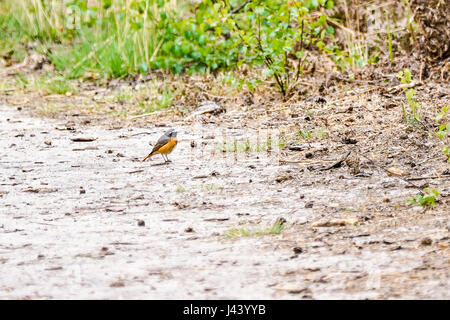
142, 153, 153, 162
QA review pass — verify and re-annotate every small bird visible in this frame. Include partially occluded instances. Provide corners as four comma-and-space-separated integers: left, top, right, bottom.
142, 129, 178, 163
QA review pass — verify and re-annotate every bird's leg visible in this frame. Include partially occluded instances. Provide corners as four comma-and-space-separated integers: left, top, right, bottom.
161, 154, 167, 162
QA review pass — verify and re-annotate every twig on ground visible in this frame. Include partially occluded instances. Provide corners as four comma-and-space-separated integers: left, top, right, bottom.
129, 109, 169, 119
406, 175, 448, 181
319, 151, 351, 171
353, 150, 422, 189
279, 159, 332, 165
384, 80, 422, 94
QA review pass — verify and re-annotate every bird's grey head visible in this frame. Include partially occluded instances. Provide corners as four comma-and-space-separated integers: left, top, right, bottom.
165, 129, 177, 137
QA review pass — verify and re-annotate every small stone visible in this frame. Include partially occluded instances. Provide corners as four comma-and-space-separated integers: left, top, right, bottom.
293, 247, 303, 254
44, 140, 52, 146
342, 137, 357, 144
184, 227, 194, 233
110, 280, 125, 288
438, 242, 449, 249
275, 175, 293, 183
421, 237, 432, 246
137, 220, 145, 227
305, 201, 314, 208
188, 101, 224, 118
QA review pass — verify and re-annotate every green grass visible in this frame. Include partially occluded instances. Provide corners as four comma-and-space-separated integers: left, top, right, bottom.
13, 73, 76, 95
139, 88, 174, 114
224, 218, 286, 238
49, 17, 159, 79
297, 128, 328, 140
45, 78, 74, 94
0, 0, 183, 79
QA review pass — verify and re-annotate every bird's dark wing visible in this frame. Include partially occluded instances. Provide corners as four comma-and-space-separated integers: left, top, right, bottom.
150, 134, 170, 154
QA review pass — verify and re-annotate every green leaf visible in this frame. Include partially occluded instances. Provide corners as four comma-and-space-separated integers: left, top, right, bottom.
404, 68, 411, 83
405, 89, 415, 100
138, 63, 149, 74
325, 27, 334, 35
296, 51, 305, 59
170, 62, 183, 74
319, 14, 327, 25
309, 0, 319, 9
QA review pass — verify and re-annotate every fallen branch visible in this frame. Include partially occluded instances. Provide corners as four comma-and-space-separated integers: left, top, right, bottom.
129, 109, 170, 119
385, 80, 422, 94
279, 159, 332, 165
406, 175, 449, 181
319, 151, 351, 171
353, 150, 421, 189
326, 17, 356, 36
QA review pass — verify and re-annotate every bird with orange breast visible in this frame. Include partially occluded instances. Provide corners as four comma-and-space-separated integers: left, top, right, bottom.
142, 129, 178, 163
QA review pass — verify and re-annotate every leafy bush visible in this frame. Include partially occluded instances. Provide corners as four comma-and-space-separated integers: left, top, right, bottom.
154, 0, 339, 95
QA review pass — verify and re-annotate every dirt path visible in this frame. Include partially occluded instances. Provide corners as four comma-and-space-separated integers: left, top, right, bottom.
0, 104, 449, 299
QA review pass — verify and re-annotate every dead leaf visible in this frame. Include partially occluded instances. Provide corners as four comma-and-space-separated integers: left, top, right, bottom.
386, 167, 406, 177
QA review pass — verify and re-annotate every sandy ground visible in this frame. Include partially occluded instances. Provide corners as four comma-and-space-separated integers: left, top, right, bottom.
0, 99, 449, 299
